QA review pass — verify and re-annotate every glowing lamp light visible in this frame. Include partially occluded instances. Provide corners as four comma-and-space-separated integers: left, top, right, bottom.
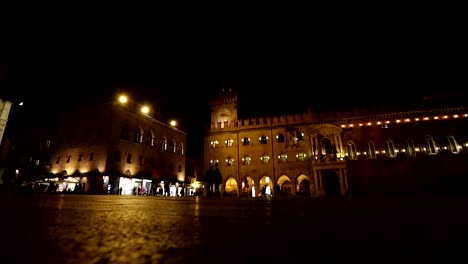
141, 106, 150, 114
119, 95, 128, 104
170, 120, 177, 127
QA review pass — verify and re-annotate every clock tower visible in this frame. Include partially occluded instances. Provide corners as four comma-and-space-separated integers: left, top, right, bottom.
210, 88, 238, 127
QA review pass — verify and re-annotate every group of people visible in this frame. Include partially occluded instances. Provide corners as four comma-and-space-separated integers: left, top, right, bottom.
204, 165, 222, 197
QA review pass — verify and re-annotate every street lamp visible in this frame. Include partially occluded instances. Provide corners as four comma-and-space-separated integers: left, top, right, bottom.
169, 120, 177, 127
119, 95, 128, 104
141, 106, 150, 114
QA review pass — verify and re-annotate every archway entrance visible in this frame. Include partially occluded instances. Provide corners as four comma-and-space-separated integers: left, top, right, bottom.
298, 179, 311, 197
322, 170, 340, 196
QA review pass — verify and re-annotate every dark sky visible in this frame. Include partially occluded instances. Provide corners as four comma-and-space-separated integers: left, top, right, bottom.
1, 41, 466, 159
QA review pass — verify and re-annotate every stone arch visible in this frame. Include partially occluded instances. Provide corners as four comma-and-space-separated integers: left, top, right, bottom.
240, 176, 255, 197
224, 177, 238, 196
259, 175, 273, 196
277, 174, 292, 197
296, 173, 313, 197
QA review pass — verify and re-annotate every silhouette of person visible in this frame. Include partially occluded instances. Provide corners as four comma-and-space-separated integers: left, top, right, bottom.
205, 166, 215, 197
213, 167, 222, 196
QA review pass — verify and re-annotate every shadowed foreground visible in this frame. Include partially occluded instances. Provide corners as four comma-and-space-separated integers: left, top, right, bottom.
1, 193, 467, 264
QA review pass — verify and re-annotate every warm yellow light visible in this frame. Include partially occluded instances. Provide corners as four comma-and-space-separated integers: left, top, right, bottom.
119, 95, 128, 104
170, 120, 177, 127
141, 106, 149, 114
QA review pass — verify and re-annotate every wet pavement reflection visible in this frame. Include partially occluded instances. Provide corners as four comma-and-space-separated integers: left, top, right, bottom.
1, 193, 468, 263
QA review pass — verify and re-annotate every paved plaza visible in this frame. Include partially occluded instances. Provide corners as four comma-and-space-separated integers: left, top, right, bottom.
1, 192, 467, 263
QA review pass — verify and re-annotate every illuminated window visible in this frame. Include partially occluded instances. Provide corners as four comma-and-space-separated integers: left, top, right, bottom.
406, 138, 416, 157
145, 131, 155, 147
169, 140, 176, 153
384, 139, 396, 158
226, 139, 234, 147
278, 153, 288, 163
296, 152, 307, 162
261, 154, 270, 164
134, 128, 143, 144
347, 141, 357, 160
211, 140, 220, 148
425, 135, 438, 155
447, 135, 459, 153
242, 155, 251, 165
161, 138, 167, 151
226, 156, 234, 166
177, 143, 184, 156
366, 141, 376, 159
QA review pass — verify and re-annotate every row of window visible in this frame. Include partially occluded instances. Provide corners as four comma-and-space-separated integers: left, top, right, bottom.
210, 132, 304, 148
346, 135, 464, 159
120, 125, 184, 155
56, 152, 95, 164
210, 152, 308, 166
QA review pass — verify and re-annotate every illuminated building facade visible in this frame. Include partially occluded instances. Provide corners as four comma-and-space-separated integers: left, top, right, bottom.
205, 90, 468, 197
48, 97, 187, 195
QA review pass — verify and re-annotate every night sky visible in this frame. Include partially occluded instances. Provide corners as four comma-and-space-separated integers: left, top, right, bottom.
1, 41, 466, 159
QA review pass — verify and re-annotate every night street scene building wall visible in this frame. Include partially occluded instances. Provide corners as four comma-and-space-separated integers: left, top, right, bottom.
205, 89, 468, 197
0, 95, 192, 196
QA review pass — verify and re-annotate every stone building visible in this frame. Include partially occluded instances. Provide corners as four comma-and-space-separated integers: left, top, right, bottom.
47, 95, 187, 195
204, 89, 468, 197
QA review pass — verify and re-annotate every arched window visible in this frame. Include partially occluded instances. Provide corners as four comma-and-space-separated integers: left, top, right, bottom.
447, 135, 460, 153
169, 140, 176, 153
134, 128, 143, 144
243, 137, 250, 146
384, 138, 396, 158
366, 141, 376, 159
260, 135, 268, 144
177, 143, 184, 156
296, 131, 303, 141
425, 135, 438, 154
226, 156, 234, 166
347, 141, 357, 160
161, 137, 167, 151
276, 134, 285, 143
405, 138, 416, 157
